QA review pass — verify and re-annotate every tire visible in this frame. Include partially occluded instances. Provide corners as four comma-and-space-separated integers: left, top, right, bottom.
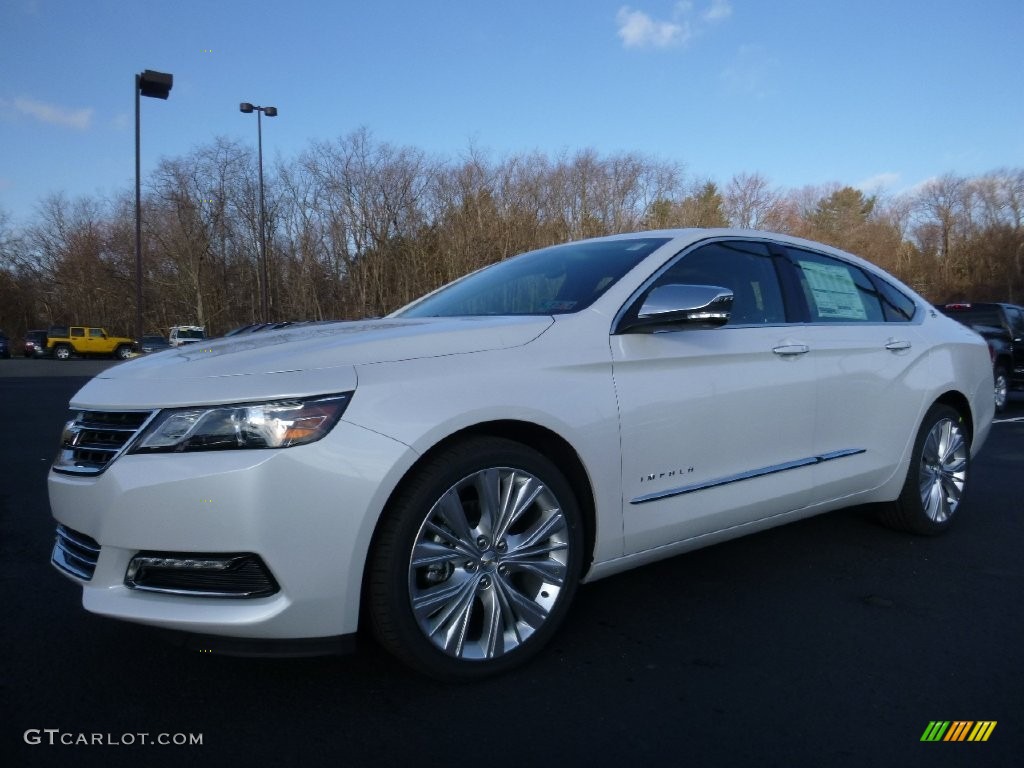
368, 436, 583, 680
115, 345, 133, 360
54, 344, 72, 361
878, 403, 970, 535
993, 366, 1008, 413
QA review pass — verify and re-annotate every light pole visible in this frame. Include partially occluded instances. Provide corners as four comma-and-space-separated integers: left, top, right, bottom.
240, 102, 277, 322
135, 69, 173, 342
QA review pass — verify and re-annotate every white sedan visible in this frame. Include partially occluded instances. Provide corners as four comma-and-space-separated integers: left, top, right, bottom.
49, 229, 993, 679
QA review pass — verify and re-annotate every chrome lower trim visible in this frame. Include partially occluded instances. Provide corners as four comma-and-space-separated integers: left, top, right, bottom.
630, 448, 866, 505
51, 525, 101, 580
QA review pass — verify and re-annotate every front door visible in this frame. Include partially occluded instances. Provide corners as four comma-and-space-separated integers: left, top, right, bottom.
611, 239, 818, 556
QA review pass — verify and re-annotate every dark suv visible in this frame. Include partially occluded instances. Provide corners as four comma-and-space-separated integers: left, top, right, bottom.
0, 331, 10, 359
23, 329, 49, 358
941, 302, 1024, 411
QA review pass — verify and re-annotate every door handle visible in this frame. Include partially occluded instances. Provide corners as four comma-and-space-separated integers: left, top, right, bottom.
773, 344, 809, 356
885, 340, 911, 351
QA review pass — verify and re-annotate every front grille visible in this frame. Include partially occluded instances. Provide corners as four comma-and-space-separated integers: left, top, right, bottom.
125, 553, 279, 598
53, 409, 155, 475
52, 525, 101, 581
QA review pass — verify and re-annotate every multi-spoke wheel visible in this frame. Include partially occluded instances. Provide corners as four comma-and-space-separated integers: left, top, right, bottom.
993, 367, 1008, 413
878, 403, 970, 535
368, 437, 583, 680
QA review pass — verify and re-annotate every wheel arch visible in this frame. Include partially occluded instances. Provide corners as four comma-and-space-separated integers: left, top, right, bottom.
359, 419, 598, 626
933, 389, 975, 444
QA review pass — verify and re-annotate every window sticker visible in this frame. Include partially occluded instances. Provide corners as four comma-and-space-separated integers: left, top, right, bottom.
800, 260, 867, 320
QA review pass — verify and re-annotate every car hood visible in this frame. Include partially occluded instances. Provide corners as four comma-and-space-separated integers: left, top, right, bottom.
70, 317, 553, 409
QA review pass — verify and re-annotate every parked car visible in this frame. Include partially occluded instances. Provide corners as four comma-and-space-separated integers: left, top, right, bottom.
23, 329, 48, 358
223, 321, 296, 337
49, 229, 993, 680
0, 331, 10, 359
168, 325, 206, 347
139, 335, 171, 354
223, 323, 264, 337
940, 302, 1024, 411
46, 325, 137, 360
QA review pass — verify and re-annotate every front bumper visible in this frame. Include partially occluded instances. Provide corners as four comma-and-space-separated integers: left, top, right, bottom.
48, 419, 415, 640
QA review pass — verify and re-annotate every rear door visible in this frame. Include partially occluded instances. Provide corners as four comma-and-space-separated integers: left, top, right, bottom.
86, 327, 107, 354
780, 247, 929, 501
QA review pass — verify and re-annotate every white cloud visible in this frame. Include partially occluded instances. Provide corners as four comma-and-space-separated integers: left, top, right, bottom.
616, 6, 691, 49
616, 2, 731, 49
856, 172, 902, 192
11, 97, 93, 129
720, 44, 779, 99
703, 0, 732, 22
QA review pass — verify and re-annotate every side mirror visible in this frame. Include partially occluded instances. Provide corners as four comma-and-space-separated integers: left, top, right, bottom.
618, 284, 733, 333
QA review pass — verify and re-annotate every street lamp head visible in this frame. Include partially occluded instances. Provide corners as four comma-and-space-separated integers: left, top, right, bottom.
264, 106, 278, 117
138, 70, 173, 100
240, 102, 255, 113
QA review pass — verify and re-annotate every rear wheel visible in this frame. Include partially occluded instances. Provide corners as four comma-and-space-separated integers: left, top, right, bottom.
878, 403, 969, 535
993, 366, 1008, 412
368, 437, 583, 680
115, 345, 133, 360
54, 344, 72, 361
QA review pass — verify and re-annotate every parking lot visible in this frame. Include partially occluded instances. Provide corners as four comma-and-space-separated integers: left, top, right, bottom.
2, 358, 1021, 767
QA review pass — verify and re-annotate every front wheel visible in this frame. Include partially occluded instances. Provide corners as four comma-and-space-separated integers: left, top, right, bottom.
115, 345, 133, 360
878, 403, 970, 535
54, 344, 72, 361
368, 437, 583, 680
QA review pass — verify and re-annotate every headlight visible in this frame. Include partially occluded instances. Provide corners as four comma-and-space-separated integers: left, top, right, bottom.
130, 393, 352, 454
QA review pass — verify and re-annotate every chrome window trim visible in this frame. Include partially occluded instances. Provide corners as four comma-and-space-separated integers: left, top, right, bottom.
630, 448, 866, 505
611, 235, 786, 335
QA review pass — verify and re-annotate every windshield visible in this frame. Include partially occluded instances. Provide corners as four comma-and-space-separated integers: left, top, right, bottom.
398, 237, 669, 318
176, 329, 206, 339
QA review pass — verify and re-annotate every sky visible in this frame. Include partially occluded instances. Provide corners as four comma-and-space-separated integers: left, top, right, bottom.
1, 0, 1023, 225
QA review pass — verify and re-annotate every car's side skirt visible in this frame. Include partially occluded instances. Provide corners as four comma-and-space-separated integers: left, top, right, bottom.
629, 448, 866, 505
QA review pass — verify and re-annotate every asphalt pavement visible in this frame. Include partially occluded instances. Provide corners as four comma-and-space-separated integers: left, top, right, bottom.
1, 361, 1021, 768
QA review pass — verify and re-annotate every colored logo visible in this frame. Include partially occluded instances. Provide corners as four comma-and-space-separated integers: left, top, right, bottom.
921, 721, 996, 742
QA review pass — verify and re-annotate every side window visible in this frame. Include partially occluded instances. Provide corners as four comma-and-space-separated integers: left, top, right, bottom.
873, 275, 917, 322
71, 328, 84, 338
650, 240, 785, 325
787, 248, 884, 323
89, 328, 104, 338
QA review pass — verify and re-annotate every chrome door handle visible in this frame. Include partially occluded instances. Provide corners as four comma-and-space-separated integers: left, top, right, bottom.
885, 340, 911, 351
773, 344, 809, 356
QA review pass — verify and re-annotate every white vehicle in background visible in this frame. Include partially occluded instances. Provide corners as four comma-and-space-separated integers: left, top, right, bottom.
168, 325, 206, 347
48, 229, 993, 680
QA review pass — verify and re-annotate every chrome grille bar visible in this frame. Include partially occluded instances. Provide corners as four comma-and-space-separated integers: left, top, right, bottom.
52, 409, 156, 475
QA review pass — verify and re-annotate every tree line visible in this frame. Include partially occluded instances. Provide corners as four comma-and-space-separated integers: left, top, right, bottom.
1, 127, 1022, 341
